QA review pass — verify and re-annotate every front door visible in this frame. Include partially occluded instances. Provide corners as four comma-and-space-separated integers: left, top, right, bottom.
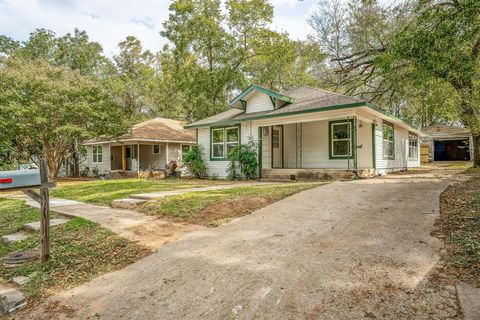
125, 146, 132, 170
272, 126, 283, 168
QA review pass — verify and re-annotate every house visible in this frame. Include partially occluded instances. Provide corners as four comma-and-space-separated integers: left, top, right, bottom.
84, 118, 196, 177
422, 125, 473, 161
185, 84, 422, 179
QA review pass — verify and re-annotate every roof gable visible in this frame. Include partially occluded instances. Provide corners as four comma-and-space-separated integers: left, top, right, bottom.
229, 84, 295, 109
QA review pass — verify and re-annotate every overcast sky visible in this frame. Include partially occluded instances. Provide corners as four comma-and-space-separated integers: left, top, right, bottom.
0, 0, 396, 56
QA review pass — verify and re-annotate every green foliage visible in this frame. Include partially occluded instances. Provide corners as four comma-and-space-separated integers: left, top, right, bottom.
183, 145, 208, 178
51, 178, 220, 206
227, 139, 258, 180
0, 57, 127, 177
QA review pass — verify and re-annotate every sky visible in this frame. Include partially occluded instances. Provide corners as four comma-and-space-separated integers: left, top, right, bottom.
0, 0, 395, 57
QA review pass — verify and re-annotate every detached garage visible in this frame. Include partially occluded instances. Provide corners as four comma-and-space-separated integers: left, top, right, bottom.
422, 125, 473, 162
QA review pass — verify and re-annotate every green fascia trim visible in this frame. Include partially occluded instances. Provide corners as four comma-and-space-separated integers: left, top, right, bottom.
371, 123, 376, 169
258, 126, 263, 179
240, 100, 247, 112
209, 124, 241, 161
185, 102, 366, 129
229, 84, 295, 107
328, 119, 355, 160
382, 121, 395, 160
186, 101, 421, 135
365, 102, 420, 134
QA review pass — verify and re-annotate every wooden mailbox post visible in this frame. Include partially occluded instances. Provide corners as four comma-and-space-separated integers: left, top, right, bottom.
0, 159, 53, 262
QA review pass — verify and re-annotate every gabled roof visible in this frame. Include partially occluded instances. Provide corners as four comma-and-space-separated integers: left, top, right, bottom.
423, 125, 471, 140
229, 84, 296, 108
187, 86, 366, 128
85, 118, 196, 145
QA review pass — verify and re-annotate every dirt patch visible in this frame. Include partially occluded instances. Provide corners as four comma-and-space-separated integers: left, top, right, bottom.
435, 173, 480, 287
187, 196, 272, 226
123, 221, 203, 250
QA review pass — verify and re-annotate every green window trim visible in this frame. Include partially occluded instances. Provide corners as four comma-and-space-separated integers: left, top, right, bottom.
382, 121, 395, 160
408, 132, 419, 161
328, 119, 354, 159
209, 125, 241, 161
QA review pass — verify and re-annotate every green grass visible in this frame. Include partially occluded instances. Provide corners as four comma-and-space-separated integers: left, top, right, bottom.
51, 178, 228, 206
140, 182, 326, 226
0, 198, 150, 299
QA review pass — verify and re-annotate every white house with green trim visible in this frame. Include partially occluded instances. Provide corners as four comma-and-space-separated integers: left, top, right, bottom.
186, 84, 422, 179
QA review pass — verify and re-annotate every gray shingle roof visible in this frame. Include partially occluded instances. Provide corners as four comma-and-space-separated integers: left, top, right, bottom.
423, 125, 471, 140
186, 86, 366, 128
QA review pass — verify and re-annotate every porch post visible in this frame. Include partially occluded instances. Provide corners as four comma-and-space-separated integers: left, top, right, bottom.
258, 126, 262, 179
166, 143, 169, 164
121, 144, 126, 172
137, 143, 140, 172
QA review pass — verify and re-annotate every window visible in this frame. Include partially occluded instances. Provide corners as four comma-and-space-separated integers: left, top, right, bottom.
272, 129, 280, 148
382, 121, 395, 159
93, 145, 103, 163
153, 145, 160, 154
409, 133, 418, 160
329, 120, 352, 158
211, 126, 240, 159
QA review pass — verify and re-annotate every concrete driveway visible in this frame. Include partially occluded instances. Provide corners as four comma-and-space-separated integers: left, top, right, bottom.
18, 172, 462, 319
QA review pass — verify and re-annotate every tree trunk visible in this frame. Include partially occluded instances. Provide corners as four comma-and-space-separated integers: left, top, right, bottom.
473, 134, 480, 168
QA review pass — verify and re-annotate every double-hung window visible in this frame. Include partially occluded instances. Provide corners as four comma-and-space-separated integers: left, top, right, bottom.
408, 133, 418, 160
211, 126, 239, 159
329, 120, 352, 158
93, 145, 103, 163
153, 145, 160, 154
382, 121, 395, 159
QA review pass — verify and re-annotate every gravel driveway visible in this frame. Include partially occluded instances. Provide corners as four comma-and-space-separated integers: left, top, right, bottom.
16, 171, 462, 319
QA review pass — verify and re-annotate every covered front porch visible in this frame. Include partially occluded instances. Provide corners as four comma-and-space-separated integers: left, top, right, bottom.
109, 142, 184, 176
257, 116, 376, 180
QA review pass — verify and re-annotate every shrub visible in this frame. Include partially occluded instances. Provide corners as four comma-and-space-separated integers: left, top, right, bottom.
183, 145, 207, 178
227, 139, 258, 180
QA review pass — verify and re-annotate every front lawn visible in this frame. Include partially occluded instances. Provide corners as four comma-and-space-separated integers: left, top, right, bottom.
0, 198, 150, 300
437, 169, 480, 287
140, 182, 326, 226
51, 178, 229, 206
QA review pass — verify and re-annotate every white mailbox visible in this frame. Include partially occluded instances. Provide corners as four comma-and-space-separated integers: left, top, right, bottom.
0, 169, 41, 190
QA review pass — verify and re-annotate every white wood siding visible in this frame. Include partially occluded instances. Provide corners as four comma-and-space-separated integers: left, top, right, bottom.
375, 120, 409, 174
246, 91, 274, 114
86, 143, 110, 175
262, 127, 271, 169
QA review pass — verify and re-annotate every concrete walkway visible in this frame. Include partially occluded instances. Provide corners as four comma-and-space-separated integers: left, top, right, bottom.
5, 194, 200, 250
14, 171, 467, 320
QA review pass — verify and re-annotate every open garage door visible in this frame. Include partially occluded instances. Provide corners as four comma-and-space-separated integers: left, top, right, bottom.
434, 139, 470, 161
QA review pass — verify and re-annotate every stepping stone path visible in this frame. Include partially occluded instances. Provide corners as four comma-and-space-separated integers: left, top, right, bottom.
112, 198, 147, 210
3, 250, 39, 268
1, 231, 29, 245
23, 218, 69, 232
0, 285, 26, 315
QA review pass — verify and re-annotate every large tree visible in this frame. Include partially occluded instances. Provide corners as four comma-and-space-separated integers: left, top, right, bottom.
310, 0, 480, 166
0, 58, 127, 177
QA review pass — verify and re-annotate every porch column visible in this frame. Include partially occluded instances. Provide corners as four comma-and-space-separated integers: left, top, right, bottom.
166, 143, 169, 163
121, 144, 126, 172
137, 143, 140, 172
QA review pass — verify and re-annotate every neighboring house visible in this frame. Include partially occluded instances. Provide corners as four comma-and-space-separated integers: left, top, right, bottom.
422, 125, 473, 161
84, 118, 196, 177
186, 84, 422, 179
